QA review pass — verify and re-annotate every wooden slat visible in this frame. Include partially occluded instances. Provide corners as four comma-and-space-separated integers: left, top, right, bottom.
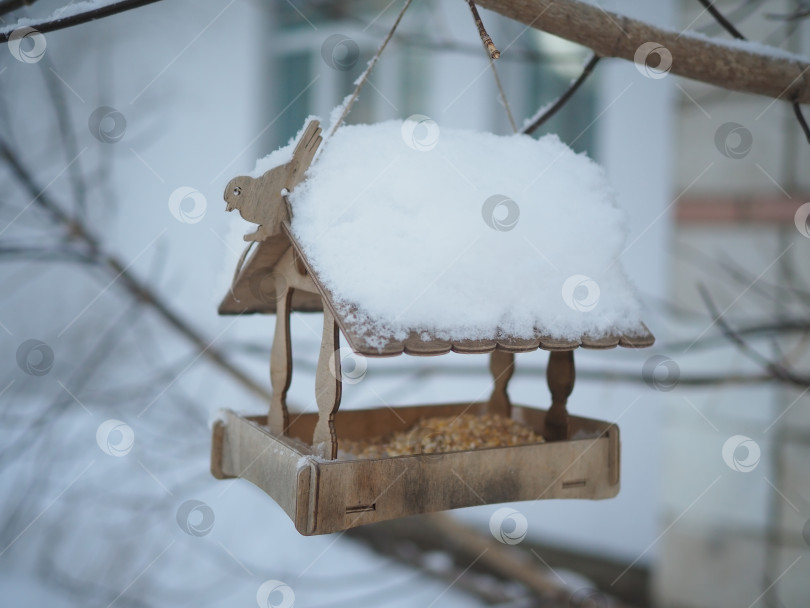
618, 323, 656, 348
214, 411, 313, 525
353, 339, 405, 358
286, 402, 490, 442
451, 339, 497, 354
495, 337, 542, 353
580, 334, 620, 350
403, 333, 453, 356
538, 336, 581, 351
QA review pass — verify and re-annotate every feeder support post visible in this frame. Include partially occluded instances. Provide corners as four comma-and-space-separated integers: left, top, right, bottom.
488, 350, 514, 418
313, 308, 342, 459
545, 350, 574, 440
269, 283, 293, 434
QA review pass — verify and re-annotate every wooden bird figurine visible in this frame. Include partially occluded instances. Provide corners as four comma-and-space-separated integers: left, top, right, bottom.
224, 120, 322, 241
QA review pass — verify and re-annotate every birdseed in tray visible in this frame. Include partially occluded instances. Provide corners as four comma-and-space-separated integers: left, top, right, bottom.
339, 413, 545, 459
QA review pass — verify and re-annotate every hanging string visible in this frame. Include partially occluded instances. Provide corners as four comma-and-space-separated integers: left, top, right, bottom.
489, 57, 517, 133
329, 0, 414, 137
466, 0, 517, 133
231, 1, 412, 288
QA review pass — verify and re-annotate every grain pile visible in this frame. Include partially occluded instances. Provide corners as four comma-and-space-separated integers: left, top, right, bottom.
340, 413, 544, 459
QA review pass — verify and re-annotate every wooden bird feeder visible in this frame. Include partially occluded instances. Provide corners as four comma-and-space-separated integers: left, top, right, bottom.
210, 120, 655, 536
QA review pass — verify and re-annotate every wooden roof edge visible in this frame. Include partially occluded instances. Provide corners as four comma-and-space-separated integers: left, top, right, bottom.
281, 223, 656, 357
349, 326, 655, 358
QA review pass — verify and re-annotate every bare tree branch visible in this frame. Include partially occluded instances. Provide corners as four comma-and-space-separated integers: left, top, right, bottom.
0, 0, 37, 19
696, 0, 810, 144
477, 0, 810, 104
348, 513, 645, 607
0, 138, 271, 402
767, 5, 810, 22
698, 283, 810, 387
466, 0, 501, 59
0, 0, 163, 42
793, 101, 810, 142
523, 53, 601, 135
696, 0, 746, 40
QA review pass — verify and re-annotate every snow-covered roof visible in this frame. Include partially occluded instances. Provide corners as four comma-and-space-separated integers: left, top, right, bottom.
221, 119, 653, 355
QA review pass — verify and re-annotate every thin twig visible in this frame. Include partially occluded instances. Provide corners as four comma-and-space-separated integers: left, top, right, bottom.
697, 283, 810, 387
522, 53, 600, 135
696, 0, 810, 146
466, 0, 500, 59
329, 0, 413, 136
0, 0, 163, 42
41, 55, 87, 220
793, 102, 810, 143
0, 138, 271, 402
466, 0, 516, 132
696, 0, 746, 39
766, 6, 810, 21
0, 0, 36, 18
488, 57, 517, 132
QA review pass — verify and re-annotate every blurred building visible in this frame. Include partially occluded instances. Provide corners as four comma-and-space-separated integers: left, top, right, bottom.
264, 1, 810, 606
261, 0, 673, 594
1, 0, 808, 606
656, 1, 810, 606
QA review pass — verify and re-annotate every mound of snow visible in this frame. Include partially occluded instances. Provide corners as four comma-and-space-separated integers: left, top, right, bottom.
285, 120, 643, 342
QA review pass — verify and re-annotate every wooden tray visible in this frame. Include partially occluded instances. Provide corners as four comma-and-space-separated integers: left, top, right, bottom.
211, 402, 620, 536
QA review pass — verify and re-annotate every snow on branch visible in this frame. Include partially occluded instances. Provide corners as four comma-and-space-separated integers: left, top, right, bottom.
477, 0, 810, 104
